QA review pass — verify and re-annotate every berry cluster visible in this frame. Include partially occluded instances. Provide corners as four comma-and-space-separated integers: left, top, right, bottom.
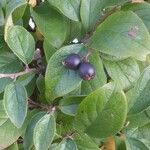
62, 53, 95, 80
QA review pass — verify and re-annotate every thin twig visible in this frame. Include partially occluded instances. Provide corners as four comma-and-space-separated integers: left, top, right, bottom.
28, 99, 42, 108
28, 98, 58, 113
63, 131, 76, 139
85, 48, 93, 61
0, 68, 36, 79
28, 98, 48, 110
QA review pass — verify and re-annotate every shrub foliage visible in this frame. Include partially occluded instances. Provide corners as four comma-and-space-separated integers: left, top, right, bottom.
0, 0, 150, 149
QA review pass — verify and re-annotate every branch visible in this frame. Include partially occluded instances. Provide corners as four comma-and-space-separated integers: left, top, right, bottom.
28, 98, 44, 109
83, 48, 93, 61
28, 98, 57, 112
0, 68, 36, 79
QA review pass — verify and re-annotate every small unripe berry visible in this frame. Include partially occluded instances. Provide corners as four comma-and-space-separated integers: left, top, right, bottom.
79, 62, 95, 80
62, 53, 81, 70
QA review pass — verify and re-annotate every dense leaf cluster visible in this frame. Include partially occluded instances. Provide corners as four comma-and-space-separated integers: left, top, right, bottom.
0, 0, 150, 149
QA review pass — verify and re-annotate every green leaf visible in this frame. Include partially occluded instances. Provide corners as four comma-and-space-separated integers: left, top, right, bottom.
5, 0, 27, 19
12, 5, 26, 23
23, 112, 45, 150
100, 53, 126, 61
6, 25, 35, 64
74, 133, 99, 150
47, 0, 80, 21
66, 84, 81, 97
17, 72, 36, 87
128, 65, 150, 115
31, 2, 69, 48
0, 100, 8, 126
67, 21, 83, 43
0, 78, 13, 93
80, 0, 128, 31
59, 96, 85, 116
0, 120, 22, 149
127, 107, 150, 129
81, 51, 107, 95
55, 138, 77, 150
115, 136, 126, 150
49, 143, 59, 150
57, 114, 75, 136
0, 51, 23, 73
45, 44, 86, 101
43, 40, 57, 62
88, 11, 150, 61
36, 75, 46, 103
74, 87, 127, 138
0, 6, 4, 26
125, 138, 150, 150
104, 58, 140, 90
5, 0, 27, 39
20, 72, 36, 97
0, 28, 5, 49
125, 123, 150, 150
132, 123, 150, 146
0, 0, 6, 10
80, 0, 101, 31
33, 113, 56, 150
18, 144, 24, 150
0, 94, 3, 101
6, 143, 18, 150
16, 71, 36, 97
122, 2, 150, 32
4, 82, 28, 128
0, 111, 33, 150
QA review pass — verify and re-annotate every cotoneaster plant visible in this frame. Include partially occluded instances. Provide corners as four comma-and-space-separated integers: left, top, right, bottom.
0, 0, 150, 149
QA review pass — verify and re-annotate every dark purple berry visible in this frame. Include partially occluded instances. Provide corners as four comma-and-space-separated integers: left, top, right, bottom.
79, 62, 95, 80
62, 53, 81, 70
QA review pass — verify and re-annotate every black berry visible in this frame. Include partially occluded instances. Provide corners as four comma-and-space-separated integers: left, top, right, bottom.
62, 53, 81, 70
79, 62, 95, 80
